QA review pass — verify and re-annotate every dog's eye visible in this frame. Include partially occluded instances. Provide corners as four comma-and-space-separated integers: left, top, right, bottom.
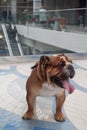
58, 61, 66, 68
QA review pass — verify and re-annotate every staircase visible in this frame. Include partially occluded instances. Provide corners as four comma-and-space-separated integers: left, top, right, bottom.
10, 41, 20, 56
2, 24, 23, 56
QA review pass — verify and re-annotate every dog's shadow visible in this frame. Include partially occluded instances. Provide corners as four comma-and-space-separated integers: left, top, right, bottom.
19, 97, 77, 130
19, 117, 77, 130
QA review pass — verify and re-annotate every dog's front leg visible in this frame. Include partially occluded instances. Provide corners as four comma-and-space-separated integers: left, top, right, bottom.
23, 94, 36, 120
55, 90, 66, 122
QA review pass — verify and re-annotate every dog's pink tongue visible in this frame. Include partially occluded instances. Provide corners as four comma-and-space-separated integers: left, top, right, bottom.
62, 80, 75, 94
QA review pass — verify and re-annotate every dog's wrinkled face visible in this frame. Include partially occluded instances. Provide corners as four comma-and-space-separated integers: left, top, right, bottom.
31, 54, 75, 94
50, 54, 75, 81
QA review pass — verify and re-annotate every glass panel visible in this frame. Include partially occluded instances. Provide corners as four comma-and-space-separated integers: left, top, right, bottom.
0, 5, 87, 56
31, 8, 87, 33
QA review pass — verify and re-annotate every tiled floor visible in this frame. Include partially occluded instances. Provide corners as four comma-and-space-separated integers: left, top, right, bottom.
0, 55, 87, 130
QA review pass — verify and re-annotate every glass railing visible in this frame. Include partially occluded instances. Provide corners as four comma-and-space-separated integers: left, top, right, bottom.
0, 7, 87, 33
0, 7, 87, 56
30, 8, 87, 33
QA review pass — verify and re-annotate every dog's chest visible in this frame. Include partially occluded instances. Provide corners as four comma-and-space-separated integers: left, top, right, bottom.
40, 83, 63, 96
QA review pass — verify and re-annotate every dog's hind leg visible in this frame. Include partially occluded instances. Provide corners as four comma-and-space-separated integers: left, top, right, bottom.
23, 94, 36, 120
55, 90, 66, 122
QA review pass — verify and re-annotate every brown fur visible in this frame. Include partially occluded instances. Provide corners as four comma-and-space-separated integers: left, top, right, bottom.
23, 54, 74, 122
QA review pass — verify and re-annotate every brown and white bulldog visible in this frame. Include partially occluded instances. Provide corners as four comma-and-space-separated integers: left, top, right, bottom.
23, 54, 75, 122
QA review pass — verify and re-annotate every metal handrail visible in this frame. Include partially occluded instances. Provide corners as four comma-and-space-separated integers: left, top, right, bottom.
2, 24, 13, 56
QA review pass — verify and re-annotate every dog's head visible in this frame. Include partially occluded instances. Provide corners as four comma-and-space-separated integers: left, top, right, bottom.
31, 54, 75, 94
50, 54, 75, 80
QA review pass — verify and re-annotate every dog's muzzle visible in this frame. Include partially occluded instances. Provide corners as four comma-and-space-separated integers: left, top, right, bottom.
50, 64, 75, 86
65, 64, 75, 78
50, 64, 75, 94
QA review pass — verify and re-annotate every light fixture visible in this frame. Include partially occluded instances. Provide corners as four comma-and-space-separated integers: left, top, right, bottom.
0, 34, 3, 39
3, 0, 7, 3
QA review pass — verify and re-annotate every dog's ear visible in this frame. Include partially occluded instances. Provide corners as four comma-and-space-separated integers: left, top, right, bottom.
31, 62, 38, 69
40, 56, 50, 66
31, 62, 39, 69
37, 56, 50, 81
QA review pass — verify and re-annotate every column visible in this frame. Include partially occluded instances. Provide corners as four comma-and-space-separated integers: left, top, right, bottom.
7, 0, 11, 7
11, 0, 17, 23
33, 0, 42, 12
85, 0, 87, 27
7, 0, 11, 21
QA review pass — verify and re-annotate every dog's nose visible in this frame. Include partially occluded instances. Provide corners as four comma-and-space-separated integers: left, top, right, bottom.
67, 64, 73, 70
67, 64, 75, 78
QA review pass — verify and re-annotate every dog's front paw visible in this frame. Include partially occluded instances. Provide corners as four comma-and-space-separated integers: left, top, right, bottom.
22, 112, 34, 120
55, 113, 66, 122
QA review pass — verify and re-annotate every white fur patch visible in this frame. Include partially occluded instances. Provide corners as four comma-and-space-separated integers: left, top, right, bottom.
40, 83, 64, 97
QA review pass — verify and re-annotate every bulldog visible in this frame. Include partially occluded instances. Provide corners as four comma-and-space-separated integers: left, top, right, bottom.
23, 54, 75, 122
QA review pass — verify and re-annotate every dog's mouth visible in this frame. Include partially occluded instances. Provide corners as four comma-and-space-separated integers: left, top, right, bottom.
61, 79, 75, 94
50, 64, 75, 94
50, 76, 75, 94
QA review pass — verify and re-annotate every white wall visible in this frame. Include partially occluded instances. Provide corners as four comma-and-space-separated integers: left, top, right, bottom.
16, 25, 87, 53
